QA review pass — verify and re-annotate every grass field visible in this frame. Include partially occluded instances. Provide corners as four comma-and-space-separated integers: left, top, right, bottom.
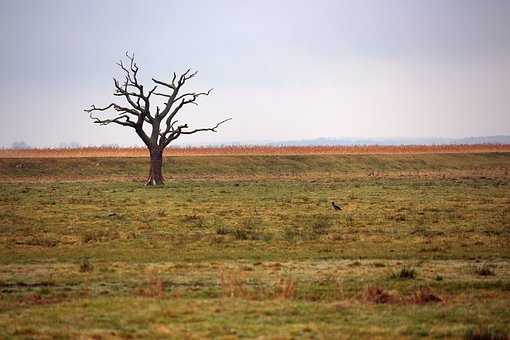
1, 151, 509, 338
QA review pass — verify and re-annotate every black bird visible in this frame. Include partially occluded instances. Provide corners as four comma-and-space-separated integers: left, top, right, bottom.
331, 202, 342, 211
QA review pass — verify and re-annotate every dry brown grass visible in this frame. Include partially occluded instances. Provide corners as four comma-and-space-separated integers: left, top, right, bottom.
137, 271, 166, 298
362, 286, 401, 304
218, 268, 298, 300
407, 287, 443, 304
361, 286, 444, 305
1, 144, 509, 158
275, 278, 297, 299
219, 269, 249, 298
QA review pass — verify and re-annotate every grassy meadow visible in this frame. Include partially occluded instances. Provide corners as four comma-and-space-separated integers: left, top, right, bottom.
0, 152, 509, 338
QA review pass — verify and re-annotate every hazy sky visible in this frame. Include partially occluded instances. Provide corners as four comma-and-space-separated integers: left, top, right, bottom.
1, 0, 509, 147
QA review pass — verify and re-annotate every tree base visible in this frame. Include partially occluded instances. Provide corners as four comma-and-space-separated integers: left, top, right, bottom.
145, 176, 165, 186
146, 149, 164, 186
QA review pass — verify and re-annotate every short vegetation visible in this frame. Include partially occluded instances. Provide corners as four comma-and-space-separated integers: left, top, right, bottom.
0, 152, 509, 338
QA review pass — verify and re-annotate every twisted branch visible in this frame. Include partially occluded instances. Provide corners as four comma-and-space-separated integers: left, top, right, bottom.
85, 52, 230, 150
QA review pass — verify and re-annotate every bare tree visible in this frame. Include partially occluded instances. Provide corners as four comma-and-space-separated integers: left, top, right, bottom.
85, 53, 230, 185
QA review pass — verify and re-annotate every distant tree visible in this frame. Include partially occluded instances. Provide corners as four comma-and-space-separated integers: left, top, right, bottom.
85, 53, 230, 185
59, 142, 81, 149
11, 141, 30, 149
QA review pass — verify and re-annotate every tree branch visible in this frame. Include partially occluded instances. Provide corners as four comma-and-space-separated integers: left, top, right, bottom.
159, 88, 213, 130
153, 69, 203, 120
162, 118, 231, 147
85, 105, 136, 128
85, 53, 227, 152
180, 118, 232, 135
173, 89, 213, 103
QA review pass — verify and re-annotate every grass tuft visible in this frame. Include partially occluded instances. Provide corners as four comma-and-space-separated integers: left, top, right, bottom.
464, 325, 509, 340
474, 263, 496, 276
215, 225, 231, 235
308, 214, 334, 236
275, 278, 297, 299
233, 216, 271, 241
137, 271, 166, 298
362, 286, 400, 304
282, 225, 301, 242
79, 258, 93, 273
391, 267, 417, 280
408, 287, 443, 304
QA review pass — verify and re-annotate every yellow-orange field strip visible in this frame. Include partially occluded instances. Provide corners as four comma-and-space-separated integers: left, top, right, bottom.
0, 144, 509, 158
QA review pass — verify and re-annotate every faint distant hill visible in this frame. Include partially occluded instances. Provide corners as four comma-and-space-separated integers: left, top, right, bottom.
452, 135, 510, 145
267, 135, 510, 146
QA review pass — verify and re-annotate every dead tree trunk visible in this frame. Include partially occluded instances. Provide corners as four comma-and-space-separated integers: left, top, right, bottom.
147, 148, 164, 185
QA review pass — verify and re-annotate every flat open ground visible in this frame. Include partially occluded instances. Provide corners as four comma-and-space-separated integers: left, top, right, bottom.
0, 150, 509, 338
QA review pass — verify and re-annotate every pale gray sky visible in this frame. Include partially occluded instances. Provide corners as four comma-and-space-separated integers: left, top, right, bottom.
1, 0, 509, 147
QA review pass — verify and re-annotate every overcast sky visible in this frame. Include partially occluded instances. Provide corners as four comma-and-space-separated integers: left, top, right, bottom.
1, 0, 509, 147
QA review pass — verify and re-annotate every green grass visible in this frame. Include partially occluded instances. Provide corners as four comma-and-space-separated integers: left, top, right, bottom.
0, 153, 509, 338
2, 152, 510, 179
